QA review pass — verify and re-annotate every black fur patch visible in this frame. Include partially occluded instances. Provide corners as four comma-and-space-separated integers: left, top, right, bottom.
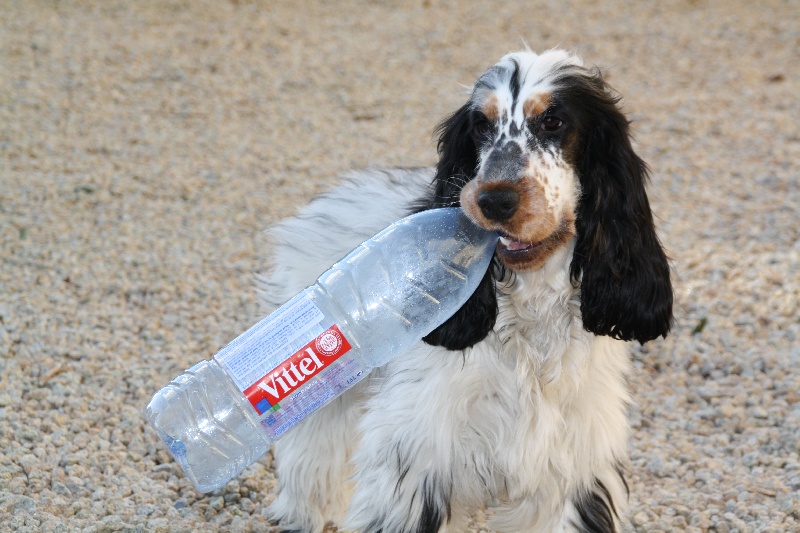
422, 265, 497, 350
417, 475, 451, 533
555, 67, 673, 344
508, 57, 522, 115
362, 474, 451, 533
412, 102, 500, 351
418, 496, 444, 533
573, 481, 618, 533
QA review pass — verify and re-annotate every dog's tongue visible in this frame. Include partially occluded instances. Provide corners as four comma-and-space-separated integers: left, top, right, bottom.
500, 236, 533, 251
506, 240, 532, 251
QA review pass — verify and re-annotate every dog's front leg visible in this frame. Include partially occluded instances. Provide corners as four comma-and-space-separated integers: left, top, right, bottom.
344, 345, 479, 533
268, 382, 367, 533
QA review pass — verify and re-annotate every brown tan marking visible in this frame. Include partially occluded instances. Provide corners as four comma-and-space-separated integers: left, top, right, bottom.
461, 175, 557, 241
559, 129, 582, 167
459, 172, 576, 271
523, 92, 552, 118
497, 214, 576, 270
508, 178, 558, 243
482, 94, 500, 122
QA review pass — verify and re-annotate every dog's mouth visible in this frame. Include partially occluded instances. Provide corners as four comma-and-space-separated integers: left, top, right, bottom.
458, 176, 577, 270
494, 219, 575, 270
498, 234, 538, 252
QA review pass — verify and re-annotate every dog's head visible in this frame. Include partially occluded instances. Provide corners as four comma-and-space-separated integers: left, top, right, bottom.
423, 49, 673, 350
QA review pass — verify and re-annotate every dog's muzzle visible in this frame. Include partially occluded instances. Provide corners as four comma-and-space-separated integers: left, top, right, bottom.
476, 142, 525, 222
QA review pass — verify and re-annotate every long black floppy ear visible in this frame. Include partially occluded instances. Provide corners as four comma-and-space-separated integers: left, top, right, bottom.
566, 70, 673, 344
419, 102, 499, 351
425, 102, 480, 210
423, 266, 498, 350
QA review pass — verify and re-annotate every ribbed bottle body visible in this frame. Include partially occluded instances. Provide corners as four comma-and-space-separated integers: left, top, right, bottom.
145, 208, 497, 492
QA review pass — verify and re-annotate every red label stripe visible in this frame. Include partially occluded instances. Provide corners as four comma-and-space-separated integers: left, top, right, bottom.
244, 325, 351, 415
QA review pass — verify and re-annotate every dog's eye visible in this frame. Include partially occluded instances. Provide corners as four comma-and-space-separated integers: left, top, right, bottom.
540, 116, 563, 132
471, 120, 493, 142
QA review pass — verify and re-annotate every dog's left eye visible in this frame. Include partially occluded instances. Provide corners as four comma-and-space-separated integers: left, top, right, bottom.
540, 116, 563, 132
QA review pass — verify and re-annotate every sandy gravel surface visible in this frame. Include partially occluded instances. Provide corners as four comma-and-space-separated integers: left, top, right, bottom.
1, 1, 798, 531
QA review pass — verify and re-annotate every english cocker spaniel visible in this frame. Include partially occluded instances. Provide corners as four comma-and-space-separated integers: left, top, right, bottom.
261, 48, 673, 533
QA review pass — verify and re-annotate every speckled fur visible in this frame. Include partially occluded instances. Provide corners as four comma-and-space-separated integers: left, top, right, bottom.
264, 48, 672, 533
263, 170, 629, 532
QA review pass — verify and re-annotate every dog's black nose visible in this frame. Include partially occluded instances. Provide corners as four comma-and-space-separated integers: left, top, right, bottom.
477, 187, 519, 222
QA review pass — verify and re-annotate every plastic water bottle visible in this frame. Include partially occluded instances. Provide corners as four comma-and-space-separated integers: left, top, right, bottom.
145, 207, 498, 493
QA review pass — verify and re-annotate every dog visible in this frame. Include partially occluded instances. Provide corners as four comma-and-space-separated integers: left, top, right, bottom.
260, 48, 673, 533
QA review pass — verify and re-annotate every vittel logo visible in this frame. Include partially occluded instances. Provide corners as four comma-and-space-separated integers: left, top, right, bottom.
245, 325, 351, 415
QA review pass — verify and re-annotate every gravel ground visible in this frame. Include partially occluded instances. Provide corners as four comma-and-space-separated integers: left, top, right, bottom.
1, 1, 798, 532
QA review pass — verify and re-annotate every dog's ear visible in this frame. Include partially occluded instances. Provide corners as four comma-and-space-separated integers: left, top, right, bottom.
423, 265, 497, 350
419, 101, 498, 351
566, 70, 673, 344
431, 102, 479, 209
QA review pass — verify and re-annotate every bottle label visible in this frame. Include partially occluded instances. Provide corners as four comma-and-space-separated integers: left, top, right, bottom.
215, 294, 327, 391
214, 293, 364, 439
243, 325, 351, 415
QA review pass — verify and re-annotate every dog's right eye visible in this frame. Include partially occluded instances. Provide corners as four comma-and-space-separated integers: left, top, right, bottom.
471, 120, 493, 142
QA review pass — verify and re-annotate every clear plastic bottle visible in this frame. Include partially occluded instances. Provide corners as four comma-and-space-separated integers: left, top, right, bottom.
145, 207, 497, 493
